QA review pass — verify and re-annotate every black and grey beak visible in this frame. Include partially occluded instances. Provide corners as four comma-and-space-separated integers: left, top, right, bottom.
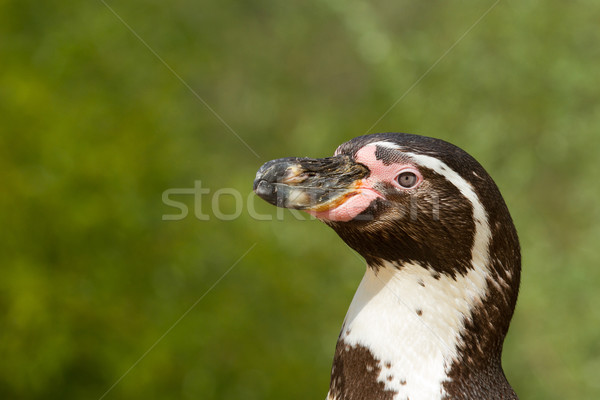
253, 155, 369, 211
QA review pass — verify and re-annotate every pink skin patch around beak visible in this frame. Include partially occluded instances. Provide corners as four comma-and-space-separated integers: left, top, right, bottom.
307, 144, 422, 222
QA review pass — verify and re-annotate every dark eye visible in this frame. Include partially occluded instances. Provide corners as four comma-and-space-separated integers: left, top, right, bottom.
397, 171, 418, 188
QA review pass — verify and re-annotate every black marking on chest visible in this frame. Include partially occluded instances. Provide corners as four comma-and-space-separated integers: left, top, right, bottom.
329, 340, 396, 400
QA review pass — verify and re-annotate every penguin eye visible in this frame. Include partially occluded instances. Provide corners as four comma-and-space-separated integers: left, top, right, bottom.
397, 171, 418, 188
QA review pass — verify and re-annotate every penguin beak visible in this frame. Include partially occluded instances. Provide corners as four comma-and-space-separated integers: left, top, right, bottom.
253, 155, 369, 212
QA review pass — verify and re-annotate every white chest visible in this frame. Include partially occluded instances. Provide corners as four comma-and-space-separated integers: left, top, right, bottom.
336, 262, 489, 400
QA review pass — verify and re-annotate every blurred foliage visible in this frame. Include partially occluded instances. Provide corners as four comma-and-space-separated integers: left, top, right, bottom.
1, 0, 599, 399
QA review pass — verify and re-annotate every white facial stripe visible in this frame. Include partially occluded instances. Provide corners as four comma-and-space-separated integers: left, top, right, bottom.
368, 141, 402, 150
339, 154, 492, 400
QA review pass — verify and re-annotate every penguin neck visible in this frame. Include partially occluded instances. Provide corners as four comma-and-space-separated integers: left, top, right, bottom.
327, 260, 513, 400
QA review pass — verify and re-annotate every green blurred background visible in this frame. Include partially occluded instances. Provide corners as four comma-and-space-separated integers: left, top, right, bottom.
2, 0, 599, 398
